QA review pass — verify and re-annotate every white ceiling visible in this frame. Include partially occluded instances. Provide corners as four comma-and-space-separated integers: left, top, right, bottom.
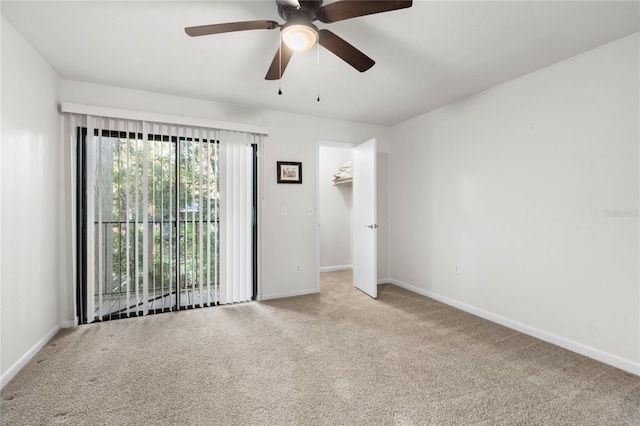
2, 1, 638, 126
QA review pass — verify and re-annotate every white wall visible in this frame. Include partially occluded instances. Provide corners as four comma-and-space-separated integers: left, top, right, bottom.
59, 80, 391, 303
389, 33, 639, 373
1, 17, 63, 383
261, 112, 390, 298
319, 146, 352, 270
377, 152, 390, 282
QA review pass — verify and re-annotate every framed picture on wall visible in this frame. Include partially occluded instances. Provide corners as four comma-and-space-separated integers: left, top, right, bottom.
277, 161, 302, 184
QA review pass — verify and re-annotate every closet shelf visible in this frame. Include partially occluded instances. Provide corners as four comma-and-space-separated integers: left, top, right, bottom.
333, 177, 352, 185
332, 161, 353, 186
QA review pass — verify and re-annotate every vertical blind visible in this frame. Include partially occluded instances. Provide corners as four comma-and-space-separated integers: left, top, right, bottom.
66, 113, 261, 323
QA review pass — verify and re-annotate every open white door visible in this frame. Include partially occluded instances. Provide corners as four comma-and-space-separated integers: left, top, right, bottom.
352, 139, 377, 298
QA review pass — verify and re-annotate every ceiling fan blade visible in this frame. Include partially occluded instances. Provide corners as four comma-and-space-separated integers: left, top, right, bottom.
316, 1, 412, 23
318, 29, 375, 72
185, 20, 279, 37
265, 42, 295, 80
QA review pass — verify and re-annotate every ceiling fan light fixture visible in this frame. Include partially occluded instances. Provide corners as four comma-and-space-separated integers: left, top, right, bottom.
282, 24, 318, 51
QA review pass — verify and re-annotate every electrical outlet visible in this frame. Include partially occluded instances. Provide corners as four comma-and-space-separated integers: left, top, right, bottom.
295, 264, 301, 273
281, 207, 287, 216
454, 264, 460, 274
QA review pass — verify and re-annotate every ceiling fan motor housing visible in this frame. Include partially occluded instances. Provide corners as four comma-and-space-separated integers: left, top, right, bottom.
277, 0, 323, 22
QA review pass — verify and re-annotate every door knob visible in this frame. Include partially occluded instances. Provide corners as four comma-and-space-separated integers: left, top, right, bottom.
365, 224, 379, 229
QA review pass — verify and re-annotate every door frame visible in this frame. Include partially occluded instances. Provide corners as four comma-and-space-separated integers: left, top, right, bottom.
315, 139, 358, 292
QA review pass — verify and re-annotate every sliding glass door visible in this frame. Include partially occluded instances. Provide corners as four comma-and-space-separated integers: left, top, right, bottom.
77, 124, 256, 323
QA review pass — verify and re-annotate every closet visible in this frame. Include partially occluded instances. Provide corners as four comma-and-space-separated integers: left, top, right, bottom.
318, 145, 354, 272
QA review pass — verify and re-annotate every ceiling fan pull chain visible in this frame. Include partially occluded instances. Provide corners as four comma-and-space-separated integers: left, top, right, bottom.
316, 41, 320, 102
278, 31, 283, 95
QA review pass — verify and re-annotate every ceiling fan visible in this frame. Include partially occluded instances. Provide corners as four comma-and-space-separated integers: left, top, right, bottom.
185, 0, 413, 80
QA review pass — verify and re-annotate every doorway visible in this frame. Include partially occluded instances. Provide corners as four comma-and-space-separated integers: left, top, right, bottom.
316, 139, 379, 298
318, 143, 354, 273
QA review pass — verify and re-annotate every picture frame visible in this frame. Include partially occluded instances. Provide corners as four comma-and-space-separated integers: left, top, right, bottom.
277, 161, 302, 184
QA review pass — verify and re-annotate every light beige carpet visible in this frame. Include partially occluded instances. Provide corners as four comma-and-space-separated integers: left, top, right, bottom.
2, 270, 639, 425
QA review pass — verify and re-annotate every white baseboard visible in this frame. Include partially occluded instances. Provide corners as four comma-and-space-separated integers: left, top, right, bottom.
389, 278, 640, 377
319, 265, 352, 272
60, 319, 77, 328
260, 288, 320, 301
377, 277, 391, 285
1, 324, 60, 389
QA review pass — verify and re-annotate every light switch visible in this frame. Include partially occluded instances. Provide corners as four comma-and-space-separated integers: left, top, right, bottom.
281, 207, 287, 216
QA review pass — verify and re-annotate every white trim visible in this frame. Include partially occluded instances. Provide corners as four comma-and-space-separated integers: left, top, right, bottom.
60, 319, 77, 328
61, 103, 269, 135
319, 265, 353, 272
316, 140, 358, 149
1, 324, 60, 389
315, 141, 321, 295
377, 277, 390, 285
260, 288, 319, 301
389, 278, 640, 377
257, 137, 264, 302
